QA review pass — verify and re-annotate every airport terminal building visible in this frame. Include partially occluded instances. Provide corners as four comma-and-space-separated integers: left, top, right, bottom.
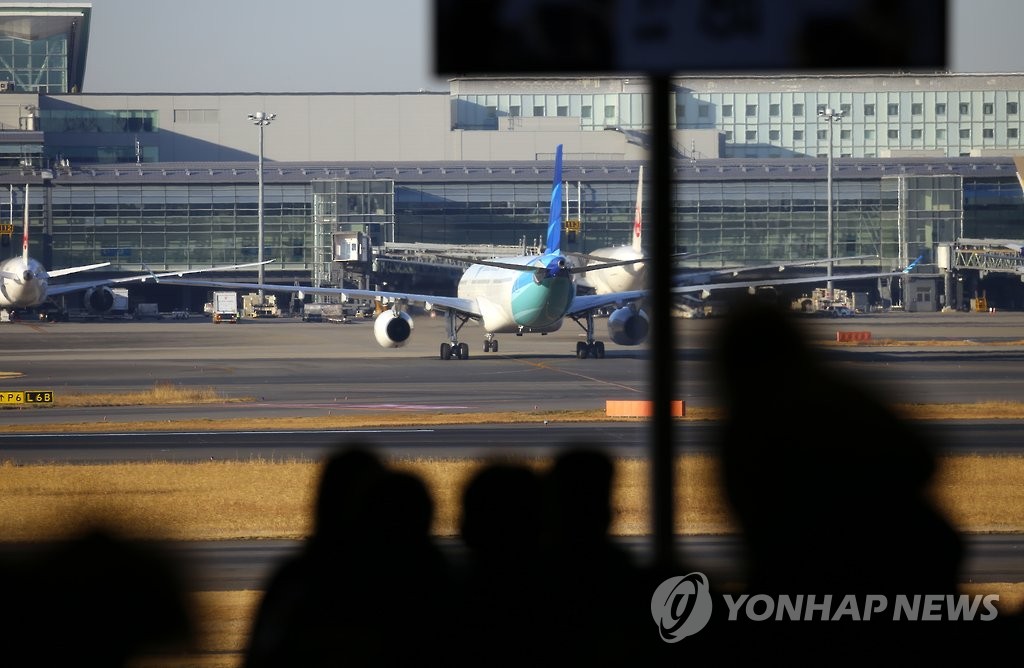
3, 3, 1024, 312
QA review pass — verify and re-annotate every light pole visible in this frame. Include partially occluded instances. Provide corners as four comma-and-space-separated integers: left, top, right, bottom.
818, 106, 843, 296
248, 111, 276, 301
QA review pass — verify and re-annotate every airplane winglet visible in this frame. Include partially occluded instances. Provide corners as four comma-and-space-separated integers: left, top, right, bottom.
903, 254, 924, 273
545, 144, 563, 254
140, 261, 159, 282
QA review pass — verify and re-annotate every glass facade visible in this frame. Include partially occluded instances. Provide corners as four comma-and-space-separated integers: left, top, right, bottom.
40, 110, 160, 163
42, 109, 159, 133
40, 177, 647, 276
0, 33, 68, 93
48, 183, 312, 272
453, 85, 1024, 159
33, 167, 1008, 287
963, 178, 1024, 239
676, 180, 889, 267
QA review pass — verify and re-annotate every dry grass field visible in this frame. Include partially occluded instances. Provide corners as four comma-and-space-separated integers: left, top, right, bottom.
2, 453, 1022, 540
4, 453, 1019, 668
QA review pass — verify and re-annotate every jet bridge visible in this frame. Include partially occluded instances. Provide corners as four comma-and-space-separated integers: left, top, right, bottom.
942, 239, 1024, 275
939, 239, 1024, 311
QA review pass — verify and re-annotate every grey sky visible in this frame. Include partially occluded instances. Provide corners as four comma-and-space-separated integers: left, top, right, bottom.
39, 0, 1024, 94
79, 0, 449, 93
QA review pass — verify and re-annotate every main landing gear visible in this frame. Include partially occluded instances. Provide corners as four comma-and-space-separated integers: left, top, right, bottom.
439, 309, 491, 360
441, 341, 470, 360
571, 311, 606, 359
575, 340, 605, 359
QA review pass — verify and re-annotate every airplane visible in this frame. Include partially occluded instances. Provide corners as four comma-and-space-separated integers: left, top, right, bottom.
159, 144, 655, 359
571, 164, 647, 295
569, 164, 879, 296
0, 184, 273, 321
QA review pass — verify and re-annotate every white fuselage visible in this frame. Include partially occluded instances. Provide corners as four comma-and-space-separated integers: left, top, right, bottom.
0, 255, 48, 309
457, 255, 574, 333
574, 245, 646, 294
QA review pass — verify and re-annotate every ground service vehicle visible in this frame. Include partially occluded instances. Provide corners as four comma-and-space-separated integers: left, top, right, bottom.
212, 291, 238, 323
133, 303, 161, 320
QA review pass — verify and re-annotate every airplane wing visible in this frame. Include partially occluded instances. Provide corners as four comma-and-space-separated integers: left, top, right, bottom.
45, 262, 111, 279
566, 261, 916, 314
695, 254, 880, 278
672, 267, 913, 296
47, 260, 277, 297
462, 256, 657, 275
567, 289, 647, 318
155, 276, 483, 318
570, 250, 691, 264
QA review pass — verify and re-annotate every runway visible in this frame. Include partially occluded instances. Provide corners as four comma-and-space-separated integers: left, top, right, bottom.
6, 310, 1024, 428
3, 422, 1024, 464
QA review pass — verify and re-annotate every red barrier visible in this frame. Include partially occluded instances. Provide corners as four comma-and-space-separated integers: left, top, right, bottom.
605, 400, 684, 417
836, 331, 872, 342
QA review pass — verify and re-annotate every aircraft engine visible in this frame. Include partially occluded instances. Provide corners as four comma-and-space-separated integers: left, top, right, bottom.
373, 309, 414, 348
607, 306, 650, 346
82, 286, 116, 314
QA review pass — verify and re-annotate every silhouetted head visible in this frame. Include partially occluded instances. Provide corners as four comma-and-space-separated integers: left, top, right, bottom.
361, 469, 434, 545
313, 446, 386, 543
461, 463, 544, 555
545, 448, 615, 548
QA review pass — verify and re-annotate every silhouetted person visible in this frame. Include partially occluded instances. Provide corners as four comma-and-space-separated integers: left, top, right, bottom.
244, 446, 386, 668
3, 525, 193, 667
246, 446, 451, 667
456, 461, 546, 664
337, 467, 452, 665
539, 448, 651, 665
711, 296, 968, 662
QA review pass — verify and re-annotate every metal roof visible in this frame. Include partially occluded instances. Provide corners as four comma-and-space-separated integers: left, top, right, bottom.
16, 156, 1017, 187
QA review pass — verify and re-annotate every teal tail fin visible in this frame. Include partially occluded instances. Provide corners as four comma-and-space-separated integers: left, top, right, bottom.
903, 254, 924, 273
545, 144, 563, 254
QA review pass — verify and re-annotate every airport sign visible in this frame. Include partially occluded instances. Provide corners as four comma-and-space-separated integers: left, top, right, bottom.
0, 390, 53, 404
